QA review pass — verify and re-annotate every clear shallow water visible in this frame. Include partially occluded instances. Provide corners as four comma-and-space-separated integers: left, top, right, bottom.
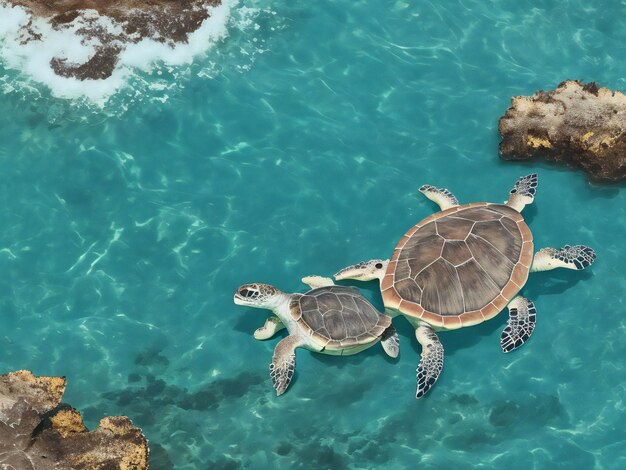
0, 0, 625, 468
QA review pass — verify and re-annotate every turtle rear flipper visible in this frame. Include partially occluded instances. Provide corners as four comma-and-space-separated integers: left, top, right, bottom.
501, 296, 537, 353
380, 324, 400, 358
415, 325, 444, 399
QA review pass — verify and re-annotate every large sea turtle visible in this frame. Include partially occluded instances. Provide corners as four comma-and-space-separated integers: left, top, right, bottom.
334, 174, 596, 398
234, 276, 400, 396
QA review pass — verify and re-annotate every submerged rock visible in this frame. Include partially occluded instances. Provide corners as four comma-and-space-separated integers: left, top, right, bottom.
0, 370, 148, 469
499, 80, 626, 182
4, 0, 221, 80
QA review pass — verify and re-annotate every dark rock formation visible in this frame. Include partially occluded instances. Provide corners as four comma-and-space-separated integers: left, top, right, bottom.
6, 0, 221, 80
0, 370, 148, 469
499, 80, 626, 182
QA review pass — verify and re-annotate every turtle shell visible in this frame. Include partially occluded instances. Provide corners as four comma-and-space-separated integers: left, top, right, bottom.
289, 286, 391, 350
381, 203, 533, 330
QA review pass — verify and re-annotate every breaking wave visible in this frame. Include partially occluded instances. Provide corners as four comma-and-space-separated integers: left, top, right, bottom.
0, 0, 272, 106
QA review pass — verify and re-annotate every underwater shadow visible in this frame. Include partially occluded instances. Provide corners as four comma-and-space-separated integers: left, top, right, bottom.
584, 184, 621, 200
440, 314, 506, 357
522, 202, 537, 225
232, 309, 257, 335
498, 158, 626, 190
231, 309, 275, 337
523, 269, 593, 299
310, 340, 400, 369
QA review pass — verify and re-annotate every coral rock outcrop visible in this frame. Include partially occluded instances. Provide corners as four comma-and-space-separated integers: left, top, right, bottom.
499, 80, 626, 182
0, 370, 148, 469
4, 0, 221, 80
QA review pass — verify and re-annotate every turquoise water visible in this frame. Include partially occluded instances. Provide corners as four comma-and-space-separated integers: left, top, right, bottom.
0, 0, 625, 468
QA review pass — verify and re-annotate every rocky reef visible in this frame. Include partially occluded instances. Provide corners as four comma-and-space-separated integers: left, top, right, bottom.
499, 80, 626, 182
0, 370, 148, 469
4, 0, 221, 80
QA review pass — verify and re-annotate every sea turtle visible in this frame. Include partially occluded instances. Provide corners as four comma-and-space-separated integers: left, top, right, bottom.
334, 174, 596, 398
233, 275, 400, 396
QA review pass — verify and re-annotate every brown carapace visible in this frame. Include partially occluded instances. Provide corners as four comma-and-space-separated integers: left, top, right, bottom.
381, 203, 533, 330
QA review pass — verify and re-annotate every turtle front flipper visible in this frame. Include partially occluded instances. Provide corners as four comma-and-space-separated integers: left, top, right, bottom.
531, 245, 596, 272
506, 173, 538, 212
254, 315, 285, 340
270, 335, 303, 396
501, 297, 537, 353
301, 275, 335, 289
419, 185, 459, 211
415, 325, 444, 399
380, 324, 400, 358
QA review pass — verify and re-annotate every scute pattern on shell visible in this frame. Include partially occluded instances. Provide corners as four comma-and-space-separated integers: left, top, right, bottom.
383, 203, 533, 329
290, 286, 390, 348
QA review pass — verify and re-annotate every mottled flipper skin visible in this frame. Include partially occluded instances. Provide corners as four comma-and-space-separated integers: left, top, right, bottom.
532, 245, 597, 272
557, 245, 596, 270
270, 336, 300, 396
501, 297, 537, 353
415, 326, 444, 398
507, 173, 538, 211
510, 173, 538, 198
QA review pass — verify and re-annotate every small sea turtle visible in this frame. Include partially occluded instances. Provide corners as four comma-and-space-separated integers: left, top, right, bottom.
334, 174, 596, 398
234, 276, 400, 396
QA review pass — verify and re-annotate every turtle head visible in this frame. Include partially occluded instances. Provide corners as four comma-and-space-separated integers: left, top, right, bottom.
234, 283, 284, 309
334, 259, 389, 282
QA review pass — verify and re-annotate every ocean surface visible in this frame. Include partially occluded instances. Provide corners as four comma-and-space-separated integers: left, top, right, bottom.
0, 0, 624, 468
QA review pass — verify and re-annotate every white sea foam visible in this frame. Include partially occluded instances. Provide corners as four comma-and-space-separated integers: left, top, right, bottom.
0, 0, 239, 105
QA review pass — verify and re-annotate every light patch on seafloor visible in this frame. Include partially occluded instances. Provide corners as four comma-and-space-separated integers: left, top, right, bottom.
0, 0, 251, 105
